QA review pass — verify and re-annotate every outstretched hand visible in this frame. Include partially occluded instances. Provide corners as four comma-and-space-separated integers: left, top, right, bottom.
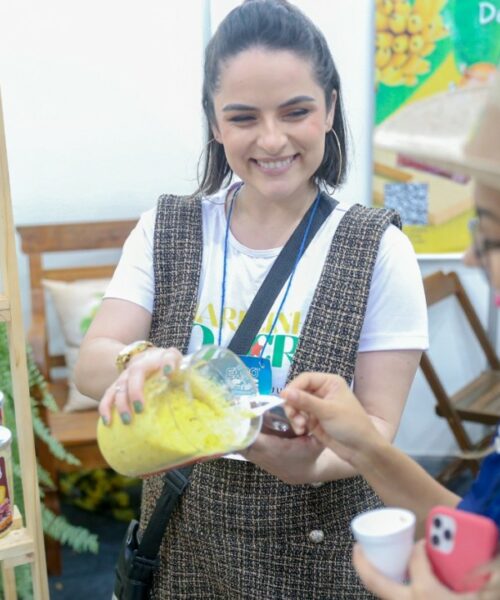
280, 372, 383, 466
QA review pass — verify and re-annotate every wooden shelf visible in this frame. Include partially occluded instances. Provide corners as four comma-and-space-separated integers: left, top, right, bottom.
0, 528, 35, 565
0, 506, 29, 563
0, 293, 10, 322
0, 88, 49, 598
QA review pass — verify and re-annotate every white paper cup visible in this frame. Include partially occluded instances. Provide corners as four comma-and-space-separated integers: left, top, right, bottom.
351, 507, 416, 582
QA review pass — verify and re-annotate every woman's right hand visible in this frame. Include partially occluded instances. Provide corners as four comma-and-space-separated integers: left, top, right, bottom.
99, 346, 183, 426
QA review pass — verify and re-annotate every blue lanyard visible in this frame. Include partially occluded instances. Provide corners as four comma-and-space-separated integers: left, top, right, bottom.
218, 183, 243, 346
218, 186, 321, 357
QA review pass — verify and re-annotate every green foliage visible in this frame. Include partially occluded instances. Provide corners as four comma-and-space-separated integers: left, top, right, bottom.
30, 401, 80, 467
0, 323, 99, 598
10, 566, 33, 599
41, 505, 99, 553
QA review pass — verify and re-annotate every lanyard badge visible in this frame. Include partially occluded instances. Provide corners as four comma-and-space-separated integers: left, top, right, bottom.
238, 355, 272, 395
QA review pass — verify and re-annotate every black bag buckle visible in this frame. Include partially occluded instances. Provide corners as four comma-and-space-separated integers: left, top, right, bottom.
113, 520, 160, 600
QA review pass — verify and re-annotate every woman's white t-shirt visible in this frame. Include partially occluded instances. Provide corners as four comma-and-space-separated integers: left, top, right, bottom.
105, 188, 429, 394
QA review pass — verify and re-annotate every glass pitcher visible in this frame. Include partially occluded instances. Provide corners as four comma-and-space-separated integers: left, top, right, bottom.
97, 345, 283, 477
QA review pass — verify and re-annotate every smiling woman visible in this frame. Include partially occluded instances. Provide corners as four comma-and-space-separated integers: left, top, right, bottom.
74, 1, 428, 598
211, 49, 335, 237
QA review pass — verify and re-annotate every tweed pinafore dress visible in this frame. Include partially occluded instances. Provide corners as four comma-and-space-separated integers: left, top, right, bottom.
141, 194, 402, 599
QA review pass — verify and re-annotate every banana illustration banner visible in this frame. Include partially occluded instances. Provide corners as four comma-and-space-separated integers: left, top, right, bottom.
374, 0, 500, 254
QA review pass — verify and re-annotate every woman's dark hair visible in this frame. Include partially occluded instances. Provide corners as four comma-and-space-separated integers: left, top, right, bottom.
197, 0, 348, 195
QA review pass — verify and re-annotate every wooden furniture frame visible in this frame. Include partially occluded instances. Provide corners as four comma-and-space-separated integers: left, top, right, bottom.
0, 91, 49, 599
421, 270, 500, 482
16, 218, 136, 576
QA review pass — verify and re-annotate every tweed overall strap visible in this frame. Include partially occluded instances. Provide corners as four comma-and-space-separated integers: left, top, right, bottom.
287, 203, 402, 385
149, 194, 203, 351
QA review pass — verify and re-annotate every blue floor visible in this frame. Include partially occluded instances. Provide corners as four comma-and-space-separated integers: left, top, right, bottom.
48, 502, 129, 599
47, 457, 475, 600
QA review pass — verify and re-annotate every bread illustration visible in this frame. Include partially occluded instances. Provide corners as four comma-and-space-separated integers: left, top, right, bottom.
375, 79, 500, 191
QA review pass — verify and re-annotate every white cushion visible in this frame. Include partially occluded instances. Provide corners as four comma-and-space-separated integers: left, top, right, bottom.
42, 278, 110, 412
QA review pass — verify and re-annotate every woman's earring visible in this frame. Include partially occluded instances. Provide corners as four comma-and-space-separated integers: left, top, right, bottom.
331, 128, 343, 187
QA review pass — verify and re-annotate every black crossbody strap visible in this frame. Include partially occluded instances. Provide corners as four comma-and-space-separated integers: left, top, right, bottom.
135, 190, 337, 561
137, 467, 192, 559
228, 191, 337, 354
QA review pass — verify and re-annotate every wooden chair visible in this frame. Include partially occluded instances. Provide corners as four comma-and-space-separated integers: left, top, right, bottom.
421, 270, 500, 483
17, 219, 137, 575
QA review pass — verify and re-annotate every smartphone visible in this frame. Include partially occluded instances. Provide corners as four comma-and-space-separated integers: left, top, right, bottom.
425, 505, 498, 592
261, 405, 299, 438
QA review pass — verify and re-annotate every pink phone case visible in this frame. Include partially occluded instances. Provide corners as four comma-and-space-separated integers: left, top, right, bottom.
425, 505, 498, 592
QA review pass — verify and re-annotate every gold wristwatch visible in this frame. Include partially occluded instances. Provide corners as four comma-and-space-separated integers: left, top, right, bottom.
116, 340, 154, 373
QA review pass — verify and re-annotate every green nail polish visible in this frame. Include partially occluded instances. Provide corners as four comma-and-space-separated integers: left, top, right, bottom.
101, 415, 109, 426
163, 365, 172, 375
133, 401, 143, 414
120, 412, 131, 425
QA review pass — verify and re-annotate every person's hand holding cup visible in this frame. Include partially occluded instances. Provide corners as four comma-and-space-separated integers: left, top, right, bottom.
351, 507, 416, 583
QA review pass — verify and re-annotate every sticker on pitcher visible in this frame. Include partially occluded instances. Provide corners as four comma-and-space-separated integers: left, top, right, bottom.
238, 356, 272, 395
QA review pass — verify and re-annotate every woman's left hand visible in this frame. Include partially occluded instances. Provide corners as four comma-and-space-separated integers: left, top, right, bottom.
241, 432, 326, 484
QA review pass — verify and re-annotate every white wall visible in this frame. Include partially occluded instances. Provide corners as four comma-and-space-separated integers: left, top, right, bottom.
0, 0, 206, 226
0, 0, 207, 344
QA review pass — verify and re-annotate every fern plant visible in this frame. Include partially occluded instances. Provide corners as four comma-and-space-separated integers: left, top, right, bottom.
0, 322, 98, 599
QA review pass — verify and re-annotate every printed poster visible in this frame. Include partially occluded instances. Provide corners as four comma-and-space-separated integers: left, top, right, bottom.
373, 0, 500, 254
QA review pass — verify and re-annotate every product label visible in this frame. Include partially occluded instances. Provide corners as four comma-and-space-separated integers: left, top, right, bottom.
0, 456, 13, 535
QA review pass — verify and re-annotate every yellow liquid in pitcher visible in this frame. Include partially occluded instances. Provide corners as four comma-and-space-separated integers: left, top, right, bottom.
97, 370, 246, 477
